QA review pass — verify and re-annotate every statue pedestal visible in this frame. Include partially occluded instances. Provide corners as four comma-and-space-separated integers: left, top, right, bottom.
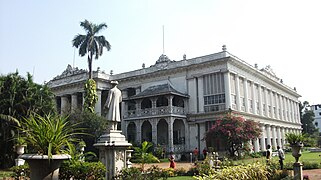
94, 130, 132, 180
293, 162, 303, 180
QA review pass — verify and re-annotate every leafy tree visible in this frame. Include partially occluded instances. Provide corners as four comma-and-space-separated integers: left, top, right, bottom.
299, 101, 318, 135
0, 71, 55, 168
204, 113, 261, 158
68, 109, 108, 157
133, 141, 160, 171
72, 19, 111, 79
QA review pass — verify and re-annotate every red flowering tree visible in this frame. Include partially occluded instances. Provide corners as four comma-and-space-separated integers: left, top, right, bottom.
204, 113, 261, 158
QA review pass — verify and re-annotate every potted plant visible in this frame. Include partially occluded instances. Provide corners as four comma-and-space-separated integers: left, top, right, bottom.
78, 140, 86, 153
15, 135, 27, 155
285, 133, 304, 162
19, 113, 84, 180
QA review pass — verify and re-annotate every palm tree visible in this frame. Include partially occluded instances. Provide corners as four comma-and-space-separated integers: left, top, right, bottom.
72, 19, 111, 79
133, 141, 160, 171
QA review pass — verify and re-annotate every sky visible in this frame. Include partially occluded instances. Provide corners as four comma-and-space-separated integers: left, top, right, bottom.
0, 0, 320, 104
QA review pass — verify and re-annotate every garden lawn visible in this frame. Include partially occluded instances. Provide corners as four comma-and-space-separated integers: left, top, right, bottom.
235, 151, 321, 165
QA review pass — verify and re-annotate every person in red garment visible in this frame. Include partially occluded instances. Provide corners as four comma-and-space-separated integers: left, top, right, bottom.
169, 151, 176, 169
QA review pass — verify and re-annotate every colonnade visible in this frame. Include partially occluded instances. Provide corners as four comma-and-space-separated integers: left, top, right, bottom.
253, 124, 301, 152
223, 72, 301, 124
57, 89, 104, 115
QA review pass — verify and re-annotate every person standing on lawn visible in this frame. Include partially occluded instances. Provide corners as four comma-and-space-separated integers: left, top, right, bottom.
277, 146, 285, 170
169, 151, 176, 169
266, 145, 272, 163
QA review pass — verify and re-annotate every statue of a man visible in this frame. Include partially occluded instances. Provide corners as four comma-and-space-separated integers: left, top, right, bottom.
104, 80, 122, 130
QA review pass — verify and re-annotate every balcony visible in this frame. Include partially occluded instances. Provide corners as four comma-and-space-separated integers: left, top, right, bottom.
124, 106, 186, 119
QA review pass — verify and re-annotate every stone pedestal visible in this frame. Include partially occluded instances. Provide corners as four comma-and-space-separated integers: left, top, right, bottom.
293, 162, 303, 180
94, 130, 132, 180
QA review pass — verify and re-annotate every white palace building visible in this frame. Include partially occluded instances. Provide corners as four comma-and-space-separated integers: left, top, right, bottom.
48, 46, 302, 154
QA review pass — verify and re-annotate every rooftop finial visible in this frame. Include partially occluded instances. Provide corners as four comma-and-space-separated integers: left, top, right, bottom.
222, 45, 227, 51
142, 63, 145, 69
110, 70, 113, 75
183, 54, 186, 60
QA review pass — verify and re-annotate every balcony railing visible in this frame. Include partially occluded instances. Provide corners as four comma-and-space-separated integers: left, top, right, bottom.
124, 106, 186, 119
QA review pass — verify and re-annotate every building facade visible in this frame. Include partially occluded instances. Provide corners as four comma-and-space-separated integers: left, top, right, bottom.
48, 46, 302, 154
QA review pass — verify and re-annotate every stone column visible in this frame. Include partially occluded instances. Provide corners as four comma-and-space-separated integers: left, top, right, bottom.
276, 126, 282, 147
136, 99, 142, 117
168, 95, 174, 113
198, 76, 204, 113
95, 90, 102, 116
235, 75, 241, 111
244, 78, 249, 112
281, 127, 285, 147
266, 125, 271, 147
224, 72, 231, 110
61, 95, 69, 114
152, 119, 158, 145
151, 97, 157, 116
254, 138, 260, 152
260, 125, 266, 151
71, 93, 78, 113
136, 120, 142, 144
168, 117, 174, 152
271, 125, 277, 149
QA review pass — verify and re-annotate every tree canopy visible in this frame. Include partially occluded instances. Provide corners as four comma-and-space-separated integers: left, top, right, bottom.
0, 71, 55, 168
72, 19, 111, 79
300, 101, 318, 135
204, 113, 261, 158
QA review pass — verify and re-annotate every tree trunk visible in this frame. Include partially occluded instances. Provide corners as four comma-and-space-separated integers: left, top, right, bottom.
88, 53, 93, 79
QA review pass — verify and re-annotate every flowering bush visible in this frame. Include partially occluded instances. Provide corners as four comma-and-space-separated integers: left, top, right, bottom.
204, 113, 261, 158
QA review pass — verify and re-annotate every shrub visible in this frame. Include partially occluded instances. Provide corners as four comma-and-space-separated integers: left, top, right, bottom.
302, 161, 321, 169
174, 167, 187, 176
146, 165, 164, 180
115, 166, 173, 180
284, 161, 321, 170
268, 170, 291, 180
59, 161, 106, 179
114, 167, 144, 180
161, 168, 175, 178
194, 162, 269, 180
250, 152, 263, 158
10, 164, 30, 179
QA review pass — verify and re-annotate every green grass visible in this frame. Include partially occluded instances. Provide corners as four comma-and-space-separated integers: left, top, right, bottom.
234, 151, 321, 165
168, 176, 195, 180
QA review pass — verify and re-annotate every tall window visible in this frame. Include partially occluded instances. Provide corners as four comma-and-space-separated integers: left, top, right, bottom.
230, 74, 237, 109
239, 77, 245, 111
255, 84, 260, 114
261, 87, 266, 115
203, 72, 225, 112
272, 92, 277, 118
267, 90, 271, 117
247, 81, 253, 112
